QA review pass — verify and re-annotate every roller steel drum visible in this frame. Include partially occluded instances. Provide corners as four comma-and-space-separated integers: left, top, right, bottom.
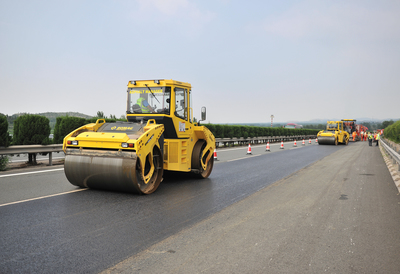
317, 136, 336, 145
64, 149, 162, 194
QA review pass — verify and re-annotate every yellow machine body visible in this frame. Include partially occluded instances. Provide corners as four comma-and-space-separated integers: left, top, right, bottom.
63, 80, 215, 194
317, 121, 349, 145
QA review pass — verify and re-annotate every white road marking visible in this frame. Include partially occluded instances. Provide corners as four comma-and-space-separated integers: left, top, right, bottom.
11, 157, 65, 163
0, 188, 88, 207
0, 168, 64, 178
227, 154, 261, 162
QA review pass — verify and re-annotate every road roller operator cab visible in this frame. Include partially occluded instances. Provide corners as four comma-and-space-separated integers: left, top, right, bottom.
63, 79, 215, 195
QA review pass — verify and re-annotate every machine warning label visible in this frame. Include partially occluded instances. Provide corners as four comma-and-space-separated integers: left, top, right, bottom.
179, 122, 185, 132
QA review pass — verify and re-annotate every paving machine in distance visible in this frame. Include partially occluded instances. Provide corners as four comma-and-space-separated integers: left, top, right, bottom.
317, 121, 349, 145
63, 79, 215, 194
342, 119, 359, 141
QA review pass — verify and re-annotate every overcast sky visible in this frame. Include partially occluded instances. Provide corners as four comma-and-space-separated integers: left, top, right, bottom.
1, 0, 399, 123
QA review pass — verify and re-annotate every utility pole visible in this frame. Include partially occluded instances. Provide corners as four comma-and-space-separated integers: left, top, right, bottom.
271, 115, 274, 127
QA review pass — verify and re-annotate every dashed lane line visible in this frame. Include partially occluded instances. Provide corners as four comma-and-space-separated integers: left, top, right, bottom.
0, 188, 88, 207
0, 168, 65, 178
227, 154, 261, 162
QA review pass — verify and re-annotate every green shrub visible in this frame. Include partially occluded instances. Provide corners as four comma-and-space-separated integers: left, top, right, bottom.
54, 116, 87, 144
224, 125, 234, 139
0, 115, 11, 147
0, 155, 8, 171
13, 114, 50, 145
195, 124, 319, 139
233, 126, 242, 138
384, 120, 400, 143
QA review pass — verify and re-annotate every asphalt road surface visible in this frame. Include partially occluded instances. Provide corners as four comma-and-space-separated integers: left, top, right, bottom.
1, 141, 399, 273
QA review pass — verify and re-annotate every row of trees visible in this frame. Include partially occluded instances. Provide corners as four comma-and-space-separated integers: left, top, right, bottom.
203, 124, 320, 139
1, 114, 320, 147
0, 114, 118, 167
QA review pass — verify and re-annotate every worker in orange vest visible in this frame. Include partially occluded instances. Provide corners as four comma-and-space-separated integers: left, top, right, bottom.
352, 131, 356, 141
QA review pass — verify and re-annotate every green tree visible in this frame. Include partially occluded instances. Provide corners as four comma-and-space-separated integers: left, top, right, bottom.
224, 125, 234, 139
215, 125, 224, 138
13, 114, 50, 145
54, 116, 87, 144
13, 114, 51, 164
233, 126, 242, 138
382, 120, 394, 129
384, 120, 400, 143
97, 111, 105, 118
0, 114, 11, 147
0, 114, 10, 170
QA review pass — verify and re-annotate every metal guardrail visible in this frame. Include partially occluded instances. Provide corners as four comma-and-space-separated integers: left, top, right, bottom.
380, 138, 400, 172
0, 144, 63, 166
215, 135, 317, 147
0, 135, 318, 165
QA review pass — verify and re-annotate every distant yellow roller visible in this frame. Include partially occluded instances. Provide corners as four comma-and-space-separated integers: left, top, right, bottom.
317, 121, 349, 146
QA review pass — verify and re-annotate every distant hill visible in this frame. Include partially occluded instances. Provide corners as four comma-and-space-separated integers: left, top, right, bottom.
38, 112, 93, 119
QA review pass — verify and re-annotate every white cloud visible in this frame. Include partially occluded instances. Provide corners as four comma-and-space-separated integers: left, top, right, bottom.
261, 1, 400, 43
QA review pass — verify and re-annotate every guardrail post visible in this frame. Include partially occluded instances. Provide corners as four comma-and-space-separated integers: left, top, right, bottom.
49, 152, 53, 166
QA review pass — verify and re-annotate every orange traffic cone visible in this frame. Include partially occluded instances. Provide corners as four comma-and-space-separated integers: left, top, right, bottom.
266, 142, 270, 151
247, 143, 252, 155
302, 139, 305, 146
315, 138, 318, 143
309, 138, 312, 144
214, 148, 218, 161
293, 140, 297, 147
280, 141, 284, 149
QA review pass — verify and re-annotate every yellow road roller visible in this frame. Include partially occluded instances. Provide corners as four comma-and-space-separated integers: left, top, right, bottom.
317, 121, 349, 145
63, 79, 215, 194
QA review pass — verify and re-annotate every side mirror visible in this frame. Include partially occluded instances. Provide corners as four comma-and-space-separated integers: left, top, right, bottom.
201, 107, 206, 121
